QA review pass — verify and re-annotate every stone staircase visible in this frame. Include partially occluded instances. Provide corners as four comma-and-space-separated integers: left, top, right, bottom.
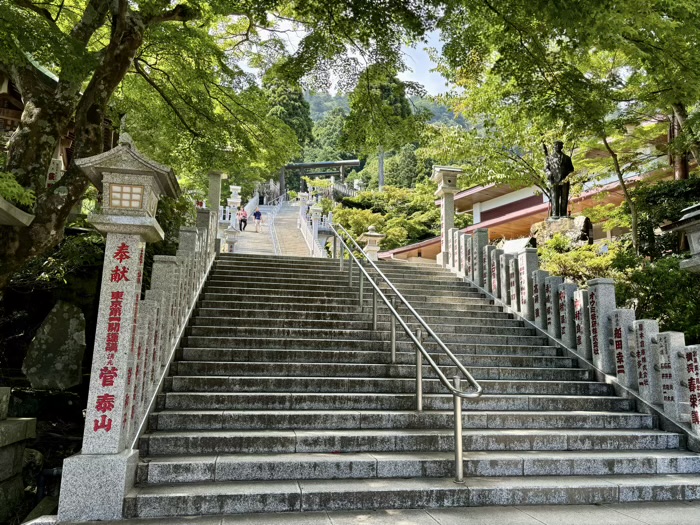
124, 254, 700, 518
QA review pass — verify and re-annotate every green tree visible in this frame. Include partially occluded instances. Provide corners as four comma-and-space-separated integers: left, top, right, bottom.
343, 64, 429, 189
263, 75, 314, 153
304, 108, 355, 163
0, 0, 442, 292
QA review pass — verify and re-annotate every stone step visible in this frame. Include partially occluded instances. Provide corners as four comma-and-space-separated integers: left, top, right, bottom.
161, 392, 632, 412
137, 449, 700, 484
189, 320, 536, 338
139, 428, 675, 456
168, 377, 611, 396
201, 292, 361, 305
185, 326, 546, 345
178, 349, 575, 368
203, 286, 362, 300
217, 253, 338, 265
150, 409, 653, 431
123, 474, 700, 517
173, 361, 591, 381
205, 278, 356, 292
183, 334, 552, 350
188, 315, 526, 331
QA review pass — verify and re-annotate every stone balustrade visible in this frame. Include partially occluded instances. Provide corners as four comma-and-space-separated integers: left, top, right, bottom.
443, 227, 700, 437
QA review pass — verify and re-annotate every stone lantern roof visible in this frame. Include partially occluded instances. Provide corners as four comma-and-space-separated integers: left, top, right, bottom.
75, 141, 180, 199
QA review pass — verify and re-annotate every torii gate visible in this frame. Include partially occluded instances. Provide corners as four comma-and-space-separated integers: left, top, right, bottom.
280, 160, 360, 195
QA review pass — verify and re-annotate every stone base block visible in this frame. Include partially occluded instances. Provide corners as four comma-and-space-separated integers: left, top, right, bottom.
436, 252, 446, 268
0, 474, 24, 523
58, 449, 138, 522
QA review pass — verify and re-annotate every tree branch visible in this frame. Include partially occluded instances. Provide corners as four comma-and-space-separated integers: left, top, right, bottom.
133, 59, 202, 137
145, 4, 200, 26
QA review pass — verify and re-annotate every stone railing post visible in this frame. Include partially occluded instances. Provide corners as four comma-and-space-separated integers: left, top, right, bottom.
611, 309, 638, 389
573, 290, 592, 359
311, 204, 322, 242
432, 166, 460, 268
453, 229, 462, 274
448, 227, 459, 272
466, 235, 475, 281
499, 253, 513, 306
508, 255, 520, 311
658, 332, 688, 421
472, 229, 489, 287
458, 232, 469, 278
587, 278, 617, 375
491, 248, 503, 299
208, 171, 224, 210
685, 345, 700, 431
517, 248, 539, 321
544, 276, 563, 338
532, 270, 549, 330
483, 245, 495, 292
558, 283, 578, 348
633, 320, 661, 405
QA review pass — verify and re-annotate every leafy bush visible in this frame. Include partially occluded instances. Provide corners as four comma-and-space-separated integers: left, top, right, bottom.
335, 181, 472, 249
0, 171, 35, 208
537, 235, 622, 284
616, 256, 700, 344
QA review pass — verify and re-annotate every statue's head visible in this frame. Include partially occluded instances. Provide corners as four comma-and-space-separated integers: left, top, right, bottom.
554, 141, 564, 151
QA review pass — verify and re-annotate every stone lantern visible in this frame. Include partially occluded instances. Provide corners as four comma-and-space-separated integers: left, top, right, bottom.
432, 166, 462, 267
223, 225, 240, 253
359, 225, 386, 261
310, 203, 323, 240
227, 185, 242, 228
60, 138, 180, 521
662, 202, 700, 272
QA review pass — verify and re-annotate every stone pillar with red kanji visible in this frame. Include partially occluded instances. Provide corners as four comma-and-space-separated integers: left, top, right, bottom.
59, 139, 181, 522
685, 345, 700, 432
490, 248, 503, 299
508, 255, 521, 312
458, 232, 470, 279
465, 234, 475, 281
517, 248, 539, 321
633, 319, 661, 405
472, 228, 489, 287
83, 235, 148, 454
611, 309, 638, 389
499, 253, 513, 306
558, 283, 578, 348
573, 290, 592, 359
483, 245, 495, 292
532, 270, 549, 330
658, 332, 688, 422
587, 278, 617, 375
544, 276, 563, 338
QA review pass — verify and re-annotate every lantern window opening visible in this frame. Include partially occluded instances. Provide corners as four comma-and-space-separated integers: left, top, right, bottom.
110, 184, 145, 209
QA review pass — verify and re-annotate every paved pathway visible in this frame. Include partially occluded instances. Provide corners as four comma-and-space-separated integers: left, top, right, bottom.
273, 203, 311, 257
40, 501, 700, 525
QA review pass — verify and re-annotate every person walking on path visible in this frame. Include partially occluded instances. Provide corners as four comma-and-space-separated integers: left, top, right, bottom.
253, 207, 263, 233
237, 206, 248, 231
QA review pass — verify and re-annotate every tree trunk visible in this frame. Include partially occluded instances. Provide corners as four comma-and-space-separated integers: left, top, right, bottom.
378, 146, 385, 190
602, 136, 638, 253
0, 11, 146, 293
672, 103, 700, 167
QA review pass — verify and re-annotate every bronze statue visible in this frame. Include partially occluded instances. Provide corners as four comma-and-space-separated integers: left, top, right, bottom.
543, 141, 574, 218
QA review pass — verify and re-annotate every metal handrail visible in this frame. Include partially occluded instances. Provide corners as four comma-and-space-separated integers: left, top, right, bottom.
329, 223, 483, 482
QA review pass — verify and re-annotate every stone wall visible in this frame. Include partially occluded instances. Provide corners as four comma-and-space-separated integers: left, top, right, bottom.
0, 387, 37, 523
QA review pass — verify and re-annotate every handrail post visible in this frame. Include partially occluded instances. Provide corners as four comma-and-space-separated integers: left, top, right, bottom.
453, 375, 464, 483
339, 245, 344, 271
359, 271, 364, 312
416, 329, 423, 412
390, 297, 396, 363
372, 286, 378, 331
333, 235, 337, 259
348, 256, 353, 286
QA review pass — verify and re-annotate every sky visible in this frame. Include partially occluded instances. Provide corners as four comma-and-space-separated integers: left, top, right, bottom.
399, 32, 452, 96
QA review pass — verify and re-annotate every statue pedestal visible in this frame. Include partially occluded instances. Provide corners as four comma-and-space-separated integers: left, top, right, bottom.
530, 216, 593, 247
